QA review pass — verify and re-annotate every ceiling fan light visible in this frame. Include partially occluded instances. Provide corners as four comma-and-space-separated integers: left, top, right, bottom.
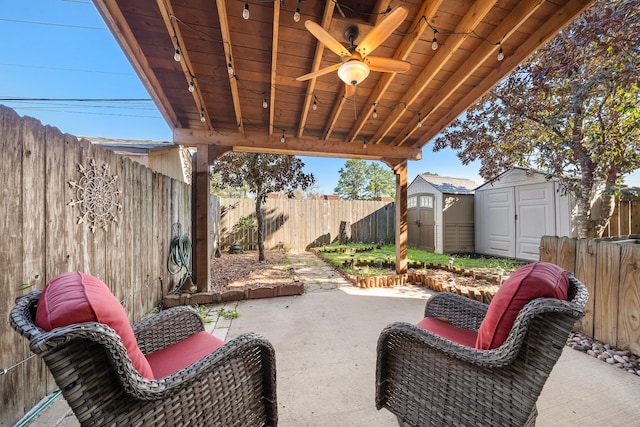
337, 61, 370, 86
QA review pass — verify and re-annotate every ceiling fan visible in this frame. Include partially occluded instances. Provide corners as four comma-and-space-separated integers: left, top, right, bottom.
296, 6, 410, 97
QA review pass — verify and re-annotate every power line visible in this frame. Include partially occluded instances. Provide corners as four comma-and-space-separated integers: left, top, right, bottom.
0, 18, 105, 31
0, 97, 153, 102
0, 63, 134, 76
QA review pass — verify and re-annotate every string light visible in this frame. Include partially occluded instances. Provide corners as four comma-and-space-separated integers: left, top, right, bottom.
363, 137, 367, 149
200, 108, 206, 122
312, 94, 318, 111
227, 57, 234, 76
280, 130, 285, 143
416, 112, 422, 128
431, 30, 438, 51
243, 2, 250, 20
262, 96, 268, 109
372, 103, 378, 119
294, 0, 301, 22
174, 48, 181, 62
188, 80, 195, 93
497, 46, 504, 61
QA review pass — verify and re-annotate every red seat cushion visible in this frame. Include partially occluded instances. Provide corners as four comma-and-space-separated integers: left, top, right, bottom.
475, 262, 569, 350
145, 331, 225, 378
35, 272, 155, 379
416, 317, 478, 347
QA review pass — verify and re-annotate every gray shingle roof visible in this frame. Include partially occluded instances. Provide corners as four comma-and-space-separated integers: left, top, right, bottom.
420, 175, 477, 194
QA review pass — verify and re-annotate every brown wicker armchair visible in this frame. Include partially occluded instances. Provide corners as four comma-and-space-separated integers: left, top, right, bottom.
376, 271, 588, 427
11, 290, 277, 427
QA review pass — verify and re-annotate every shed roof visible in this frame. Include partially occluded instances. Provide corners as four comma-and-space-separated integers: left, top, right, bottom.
418, 174, 477, 195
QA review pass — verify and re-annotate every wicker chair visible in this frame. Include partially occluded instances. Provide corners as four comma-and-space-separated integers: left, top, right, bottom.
10, 290, 277, 427
376, 272, 588, 427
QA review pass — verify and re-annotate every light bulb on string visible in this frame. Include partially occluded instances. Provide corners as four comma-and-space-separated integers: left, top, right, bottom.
312, 99, 317, 111
188, 80, 195, 93
262, 97, 268, 109
497, 47, 504, 61
363, 137, 367, 149
243, 3, 250, 20
416, 113, 422, 128
174, 48, 181, 62
431, 30, 438, 50
280, 130, 286, 143
200, 109, 206, 123
372, 104, 378, 119
227, 61, 234, 77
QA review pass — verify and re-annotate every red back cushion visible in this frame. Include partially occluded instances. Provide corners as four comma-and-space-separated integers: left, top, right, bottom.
475, 262, 569, 350
35, 272, 155, 379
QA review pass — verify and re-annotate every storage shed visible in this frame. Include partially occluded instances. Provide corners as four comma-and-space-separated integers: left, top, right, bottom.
474, 168, 577, 261
407, 174, 477, 254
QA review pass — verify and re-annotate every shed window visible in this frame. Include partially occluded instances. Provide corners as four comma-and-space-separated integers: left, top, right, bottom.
420, 195, 434, 208
408, 196, 417, 208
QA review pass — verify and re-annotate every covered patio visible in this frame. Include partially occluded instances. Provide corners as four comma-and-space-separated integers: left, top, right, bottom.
25, 253, 640, 426
92, 0, 595, 286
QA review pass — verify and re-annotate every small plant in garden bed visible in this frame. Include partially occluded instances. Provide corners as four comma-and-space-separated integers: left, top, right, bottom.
315, 244, 526, 278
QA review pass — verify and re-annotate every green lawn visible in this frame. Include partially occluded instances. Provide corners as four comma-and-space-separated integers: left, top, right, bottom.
315, 243, 527, 277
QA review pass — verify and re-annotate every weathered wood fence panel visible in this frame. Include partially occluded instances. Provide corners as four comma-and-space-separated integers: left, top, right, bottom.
539, 234, 640, 354
0, 106, 191, 427
604, 197, 640, 236
217, 197, 395, 252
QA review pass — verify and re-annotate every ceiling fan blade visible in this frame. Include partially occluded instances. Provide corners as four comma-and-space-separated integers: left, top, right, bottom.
305, 20, 351, 58
356, 6, 407, 57
364, 56, 411, 73
296, 62, 343, 82
345, 84, 357, 98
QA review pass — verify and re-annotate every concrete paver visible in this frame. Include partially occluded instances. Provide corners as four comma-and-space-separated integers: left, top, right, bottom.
20, 252, 640, 426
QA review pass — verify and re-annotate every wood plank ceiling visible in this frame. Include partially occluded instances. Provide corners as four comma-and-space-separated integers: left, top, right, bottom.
94, 0, 594, 167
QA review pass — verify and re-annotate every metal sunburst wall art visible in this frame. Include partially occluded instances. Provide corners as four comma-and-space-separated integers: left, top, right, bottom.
68, 159, 122, 232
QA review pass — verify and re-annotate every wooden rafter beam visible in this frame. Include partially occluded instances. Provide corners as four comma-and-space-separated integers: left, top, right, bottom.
323, 86, 348, 140
416, 0, 595, 147
370, 0, 498, 144
297, 0, 336, 138
155, 0, 211, 130
174, 128, 422, 160
269, 0, 280, 136
346, 0, 443, 143
215, 0, 244, 134
394, 0, 545, 146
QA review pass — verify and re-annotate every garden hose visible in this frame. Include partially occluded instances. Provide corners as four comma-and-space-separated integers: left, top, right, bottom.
167, 235, 192, 293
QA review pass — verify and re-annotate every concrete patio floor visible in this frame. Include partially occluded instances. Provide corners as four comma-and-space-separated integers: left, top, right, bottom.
23, 252, 640, 426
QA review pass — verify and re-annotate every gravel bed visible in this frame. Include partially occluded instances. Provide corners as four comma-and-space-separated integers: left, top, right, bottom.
567, 331, 640, 376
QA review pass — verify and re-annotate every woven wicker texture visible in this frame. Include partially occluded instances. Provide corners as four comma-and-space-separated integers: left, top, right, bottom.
11, 291, 277, 426
376, 272, 588, 427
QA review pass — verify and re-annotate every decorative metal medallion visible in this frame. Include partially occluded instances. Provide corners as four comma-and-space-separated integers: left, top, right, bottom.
68, 159, 122, 232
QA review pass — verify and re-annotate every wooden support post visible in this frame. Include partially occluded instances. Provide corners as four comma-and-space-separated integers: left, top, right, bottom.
394, 161, 408, 274
192, 145, 210, 291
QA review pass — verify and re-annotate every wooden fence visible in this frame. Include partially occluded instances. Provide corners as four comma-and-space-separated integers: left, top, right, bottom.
0, 106, 191, 427
539, 235, 640, 355
603, 196, 640, 237
216, 197, 395, 252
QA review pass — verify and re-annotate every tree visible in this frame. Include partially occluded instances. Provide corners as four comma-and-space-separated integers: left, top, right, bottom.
334, 159, 396, 200
211, 153, 315, 261
434, 0, 640, 237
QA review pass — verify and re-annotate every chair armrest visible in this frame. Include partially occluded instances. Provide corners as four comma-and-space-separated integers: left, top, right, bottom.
424, 292, 488, 331
133, 306, 205, 354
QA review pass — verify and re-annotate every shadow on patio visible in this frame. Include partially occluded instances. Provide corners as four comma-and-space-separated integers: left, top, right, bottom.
22, 253, 640, 426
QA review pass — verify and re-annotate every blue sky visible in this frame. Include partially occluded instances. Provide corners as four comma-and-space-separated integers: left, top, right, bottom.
2, 1, 638, 193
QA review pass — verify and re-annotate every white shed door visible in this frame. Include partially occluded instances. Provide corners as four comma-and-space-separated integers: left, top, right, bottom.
515, 183, 556, 260
484, 188, 515, 257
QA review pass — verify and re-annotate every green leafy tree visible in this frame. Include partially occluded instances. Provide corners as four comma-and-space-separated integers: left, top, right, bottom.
367, 163, 395, 199
211, 153, 315, 261
434, 0, 640, 237
335, 159, 395, 200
